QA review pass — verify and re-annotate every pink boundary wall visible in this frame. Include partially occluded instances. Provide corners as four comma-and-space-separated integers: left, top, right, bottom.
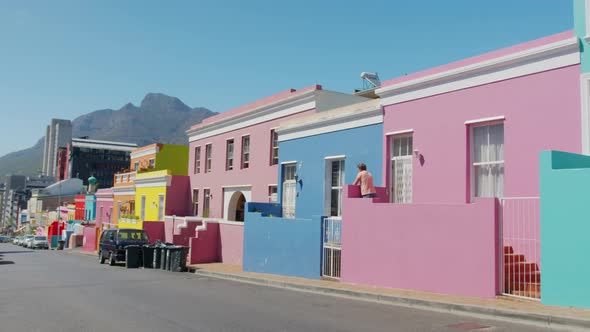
219, 223, 243, 265
341, 186, 498, 298
82, 226, 97, 252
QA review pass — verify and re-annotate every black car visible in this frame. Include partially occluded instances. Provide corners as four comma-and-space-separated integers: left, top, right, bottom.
98, 229, 150, 265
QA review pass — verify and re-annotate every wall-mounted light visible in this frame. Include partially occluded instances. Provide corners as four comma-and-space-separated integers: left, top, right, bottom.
413, 149, 420, 159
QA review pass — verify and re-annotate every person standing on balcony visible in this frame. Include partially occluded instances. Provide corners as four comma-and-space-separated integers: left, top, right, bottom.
353, 163, 377, 198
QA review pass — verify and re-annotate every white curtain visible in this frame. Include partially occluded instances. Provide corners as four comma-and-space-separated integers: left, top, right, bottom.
473, 124, 504, 197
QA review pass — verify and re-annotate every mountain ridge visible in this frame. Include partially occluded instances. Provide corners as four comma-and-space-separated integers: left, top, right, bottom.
0, 93, 216, 178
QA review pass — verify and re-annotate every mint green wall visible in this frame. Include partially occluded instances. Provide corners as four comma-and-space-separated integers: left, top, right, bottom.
574, 0, 590, 73
156, 144, 189, 175
540, 150, 590, 309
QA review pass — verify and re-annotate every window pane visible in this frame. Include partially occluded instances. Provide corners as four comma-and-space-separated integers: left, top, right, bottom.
473, 126, 488, 163
330, 189, 340, 216
488, 124, 504, 162
474, 164, 504, 197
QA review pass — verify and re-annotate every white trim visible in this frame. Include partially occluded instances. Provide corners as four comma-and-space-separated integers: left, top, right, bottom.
188, 92, 317, 142
385, 129, 414, 136
277, 104, 382, 142
131, 146, 160, 159
281, 160, 297, 165
112, 186, 135, 196
268, 183, 277, 186
134, 175, 172, 188
377, 37, 580, 106
324, 155, 346, 160
241, 133, 251, 137
221, 184, 252, 189
581, 74, 590, 155
464, 116, 505, 125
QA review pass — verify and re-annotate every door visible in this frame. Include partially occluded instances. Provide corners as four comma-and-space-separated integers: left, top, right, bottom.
326, 159, 345, 217
390, 134, 413, 203
157, 195, 165, 221
140, 196, 146, 221
282, 163, 297, 218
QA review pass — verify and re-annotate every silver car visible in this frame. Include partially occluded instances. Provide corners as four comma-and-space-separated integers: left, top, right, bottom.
22, 235, 34, 247
30, 236, 48, 249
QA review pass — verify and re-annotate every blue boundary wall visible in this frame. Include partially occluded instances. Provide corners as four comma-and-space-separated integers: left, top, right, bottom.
243, 202, 323, 279
540, 150, 590, 309
277, 123, 383, 220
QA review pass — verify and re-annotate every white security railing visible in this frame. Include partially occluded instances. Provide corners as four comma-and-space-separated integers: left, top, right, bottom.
499, 197, 540, 300
115, 171, 136, 184
322, 217, 342, 279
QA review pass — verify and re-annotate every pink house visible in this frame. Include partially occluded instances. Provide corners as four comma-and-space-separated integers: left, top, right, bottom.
184, 85, 369, 265
341, 31, 582, 298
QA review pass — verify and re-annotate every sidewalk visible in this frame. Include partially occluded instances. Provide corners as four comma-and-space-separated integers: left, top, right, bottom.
188, 263, 590, 330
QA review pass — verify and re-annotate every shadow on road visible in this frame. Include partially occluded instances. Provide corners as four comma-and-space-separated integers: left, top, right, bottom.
0, 261, 15, 265
0, 251, 33, 254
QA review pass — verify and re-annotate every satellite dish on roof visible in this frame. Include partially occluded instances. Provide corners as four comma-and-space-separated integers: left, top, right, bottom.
360, 72, 381, 89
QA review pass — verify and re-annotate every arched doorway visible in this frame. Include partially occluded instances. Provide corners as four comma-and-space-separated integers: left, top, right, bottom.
228, 191, 246, 222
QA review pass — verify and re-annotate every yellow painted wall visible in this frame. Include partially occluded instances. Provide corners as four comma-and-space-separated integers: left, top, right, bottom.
135, 185, 167, 222
117, 219, 143, 230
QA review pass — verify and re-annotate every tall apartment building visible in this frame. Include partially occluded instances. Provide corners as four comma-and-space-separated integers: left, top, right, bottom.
42, 119, 72, 178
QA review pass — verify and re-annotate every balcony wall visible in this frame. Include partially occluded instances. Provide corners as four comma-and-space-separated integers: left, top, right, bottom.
341, 185, 498, 298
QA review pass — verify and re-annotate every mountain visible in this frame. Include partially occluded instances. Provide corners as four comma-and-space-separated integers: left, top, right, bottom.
0, 93, 216, 178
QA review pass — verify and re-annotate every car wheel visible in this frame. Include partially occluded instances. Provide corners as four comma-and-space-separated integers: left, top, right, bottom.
98, 251, 105, 264
109, 252, 116, 266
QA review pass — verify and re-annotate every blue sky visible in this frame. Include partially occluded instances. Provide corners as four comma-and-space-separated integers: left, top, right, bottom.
0, 0, 574, 157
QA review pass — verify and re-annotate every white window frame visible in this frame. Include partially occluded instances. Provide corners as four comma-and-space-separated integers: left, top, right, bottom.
270, 129, 279, 165
205, 144, 212, 173
194, 146, 201, 174
325, 158, 345, 217
149, 159, 155, 168
281, 162, 297, 218
203, 188, 211, 218
389, 133, 413, 203
226, 139, 234, 171
268, 184, 277, 203
140, 196, 146, 221
157, 194, 165, 220
469, 121, 505, 199
192, 189, 199, 216
241, 135, 250, 169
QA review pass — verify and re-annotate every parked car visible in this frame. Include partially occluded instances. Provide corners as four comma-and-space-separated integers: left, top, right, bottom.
0, 236, 11, 243
13, 236, 22, 245
22, 235, 34, 247
98, 229, 150, 266
29, 236, 48, 249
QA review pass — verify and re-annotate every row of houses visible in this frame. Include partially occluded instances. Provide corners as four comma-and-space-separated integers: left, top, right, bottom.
37, 2, 590, 310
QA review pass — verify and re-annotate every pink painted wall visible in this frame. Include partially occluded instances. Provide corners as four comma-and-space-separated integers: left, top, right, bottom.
82, 227, 96, 252
381, 31, 574, 88
143, 221, 165, 244
95, 188, 113, 227
173, 221, 200, 246
189, 222, 220, 264
219, 223, 243, 265
165, 176, 191, 216
341, 186, 498, 298
189, 109, 317, 220
382, 64, 581, 204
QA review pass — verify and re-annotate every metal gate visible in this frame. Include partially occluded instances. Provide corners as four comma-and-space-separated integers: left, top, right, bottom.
499, 197, 541, 300
322, 217, 342, 279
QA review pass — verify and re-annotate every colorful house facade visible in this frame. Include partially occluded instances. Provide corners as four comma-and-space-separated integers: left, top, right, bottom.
243, 98, 384, 278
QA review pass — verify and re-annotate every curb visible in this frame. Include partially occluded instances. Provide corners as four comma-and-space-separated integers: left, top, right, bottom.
192, 269, 590, 331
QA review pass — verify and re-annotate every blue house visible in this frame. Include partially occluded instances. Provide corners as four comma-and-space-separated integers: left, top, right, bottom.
243, 98, 383, 279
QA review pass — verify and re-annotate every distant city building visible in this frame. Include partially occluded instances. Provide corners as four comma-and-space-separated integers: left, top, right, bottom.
0, 175, 55, 229
42, 119, 72, 178
59, 138, 137, 188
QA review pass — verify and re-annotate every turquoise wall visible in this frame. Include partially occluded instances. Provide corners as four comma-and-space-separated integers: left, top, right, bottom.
575, 0, 590, 73
540, 150, 590, 309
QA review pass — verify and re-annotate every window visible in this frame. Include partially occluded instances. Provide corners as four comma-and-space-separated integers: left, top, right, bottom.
99, 206, 103, 223
140, 196, 146, 221
149, 159, 155, 168
281, 164, 297, 218
270, 130, 279, 165
205, 144, 212, 173
203, 189, 210, 218
472, 123, 504, 198
157, 195, 165, 220
194, 146, 201, 174
117, 202, 123, 221
134, 161, 139, 171
327, 159, 345, 216
192, 189, 199, 216
226, 139, 234, 171
241, 136, 250, 169
268, 185, 277, 203
390, 134, 413, 203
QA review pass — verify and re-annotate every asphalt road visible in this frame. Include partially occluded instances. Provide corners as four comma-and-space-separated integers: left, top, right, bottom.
0, 243, 560, 332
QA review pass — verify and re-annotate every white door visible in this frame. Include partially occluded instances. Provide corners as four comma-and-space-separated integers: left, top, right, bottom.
326, 159, 345, 217
390, 135, 413, 203
282, 164, 297, 218
140, 196, 146, 221
157, 195, 165, 220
